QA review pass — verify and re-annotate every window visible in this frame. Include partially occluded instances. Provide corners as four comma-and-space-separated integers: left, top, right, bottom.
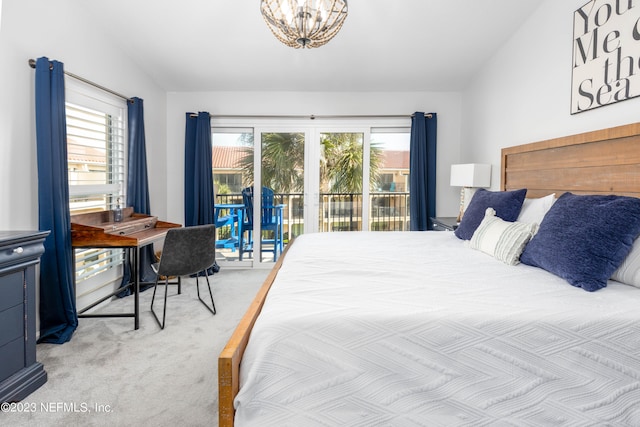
213, 173, 243, 194
66, 80, 127, 283
377, 173, 394, 191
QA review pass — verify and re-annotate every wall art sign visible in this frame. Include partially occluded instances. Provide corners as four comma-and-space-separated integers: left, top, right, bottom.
572, 0, 640, 114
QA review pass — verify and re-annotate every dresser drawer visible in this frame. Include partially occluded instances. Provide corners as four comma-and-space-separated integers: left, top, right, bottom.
0, 337, 24, 383
0, 305, 22, 348
0, 271, 22, 312
0, 238, 45, 269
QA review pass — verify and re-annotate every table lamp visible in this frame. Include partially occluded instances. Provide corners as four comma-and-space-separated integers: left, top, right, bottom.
450, 163, 491, 222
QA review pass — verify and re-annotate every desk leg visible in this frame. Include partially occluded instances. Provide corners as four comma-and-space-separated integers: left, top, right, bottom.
73, 242, 154, 330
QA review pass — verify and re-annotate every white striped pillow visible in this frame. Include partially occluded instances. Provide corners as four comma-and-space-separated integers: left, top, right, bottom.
611, 238, 640, 288
469, 208, 539, 265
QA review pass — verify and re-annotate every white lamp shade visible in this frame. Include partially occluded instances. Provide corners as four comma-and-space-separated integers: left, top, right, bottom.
450, 163, 491, 188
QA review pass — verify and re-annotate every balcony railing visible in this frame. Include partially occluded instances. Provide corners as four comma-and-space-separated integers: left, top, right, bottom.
215, 191, 410, 242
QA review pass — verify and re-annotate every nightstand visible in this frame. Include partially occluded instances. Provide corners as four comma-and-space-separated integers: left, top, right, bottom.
431, 217, 459, 231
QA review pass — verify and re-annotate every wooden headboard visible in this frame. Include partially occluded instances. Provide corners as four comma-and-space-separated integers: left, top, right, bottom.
501, 122, 640, 199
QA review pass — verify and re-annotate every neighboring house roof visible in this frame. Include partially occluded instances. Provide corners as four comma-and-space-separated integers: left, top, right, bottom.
212, 146, 409, 171
380, 150, 409, 170
67, 141, 107, 165
213, 146, 249, 170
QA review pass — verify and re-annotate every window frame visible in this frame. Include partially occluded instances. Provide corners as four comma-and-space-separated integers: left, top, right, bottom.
65, 79, 128, 287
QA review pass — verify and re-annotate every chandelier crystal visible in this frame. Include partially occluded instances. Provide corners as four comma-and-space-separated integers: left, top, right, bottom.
260, 0, 348, 49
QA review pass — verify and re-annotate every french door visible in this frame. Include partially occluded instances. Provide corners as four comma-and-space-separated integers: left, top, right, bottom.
316, 130, 368, 232
212, 123, 410, 267
256, 127, 371, 236
256, 129, 306, 262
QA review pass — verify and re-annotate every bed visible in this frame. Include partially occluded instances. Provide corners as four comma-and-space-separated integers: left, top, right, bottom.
219, 122, 640, 426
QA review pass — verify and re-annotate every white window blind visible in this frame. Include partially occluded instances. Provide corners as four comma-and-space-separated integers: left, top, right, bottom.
66, 80, 127, 283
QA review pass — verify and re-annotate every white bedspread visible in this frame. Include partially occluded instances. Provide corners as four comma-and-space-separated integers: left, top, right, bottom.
235, 231, 640, 426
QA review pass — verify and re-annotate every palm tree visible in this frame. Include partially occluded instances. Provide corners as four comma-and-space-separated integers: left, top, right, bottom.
237, 132, 382, 194
320, 133, 382, 193
237, 132, 304, 193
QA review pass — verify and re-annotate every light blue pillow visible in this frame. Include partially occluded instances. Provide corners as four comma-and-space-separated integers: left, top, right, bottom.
520, 193, 640, 291
454, 188, 527, 240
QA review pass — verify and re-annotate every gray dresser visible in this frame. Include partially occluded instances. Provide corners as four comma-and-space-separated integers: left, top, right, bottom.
0, 230, 49, 402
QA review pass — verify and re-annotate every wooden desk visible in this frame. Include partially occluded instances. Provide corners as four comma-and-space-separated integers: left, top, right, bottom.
71, 208, 180, 329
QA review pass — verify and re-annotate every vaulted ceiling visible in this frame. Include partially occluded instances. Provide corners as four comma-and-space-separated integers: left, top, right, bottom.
76, 0, 544, 92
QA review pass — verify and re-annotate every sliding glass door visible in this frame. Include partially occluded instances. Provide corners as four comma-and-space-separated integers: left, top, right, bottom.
318, 132, 365, 232
369, 129, 411, 231
211, 128, 253, 265
258, 131, 305, 261
212, 122, 410, 267
316, 128, 411, 232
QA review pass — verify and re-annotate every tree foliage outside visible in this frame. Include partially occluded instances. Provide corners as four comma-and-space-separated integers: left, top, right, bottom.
320, 133, 382, 193
236, 132, 383, 194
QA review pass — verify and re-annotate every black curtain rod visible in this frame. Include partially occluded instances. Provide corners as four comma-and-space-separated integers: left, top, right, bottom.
28, 58, 132, 102
190, 113, 433, 120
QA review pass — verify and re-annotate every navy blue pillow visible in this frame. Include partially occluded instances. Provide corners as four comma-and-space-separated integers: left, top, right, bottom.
520, 193, 640, 291
454, 188, 527, 240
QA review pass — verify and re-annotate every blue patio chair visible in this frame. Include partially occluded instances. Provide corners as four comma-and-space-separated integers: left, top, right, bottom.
239, 186, 284, 262
214, 205, 240, 251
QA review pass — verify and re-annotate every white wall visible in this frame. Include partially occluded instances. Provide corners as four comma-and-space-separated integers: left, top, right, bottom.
166, 91, 464, 220
0, 0, 167, 232
0, 0, 167, 329
463, 0, 640, 189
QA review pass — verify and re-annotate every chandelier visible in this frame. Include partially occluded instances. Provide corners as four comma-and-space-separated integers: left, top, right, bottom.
260, 0, 348, 49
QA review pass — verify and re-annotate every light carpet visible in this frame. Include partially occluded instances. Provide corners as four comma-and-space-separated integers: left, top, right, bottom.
3, 267, 270, 427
